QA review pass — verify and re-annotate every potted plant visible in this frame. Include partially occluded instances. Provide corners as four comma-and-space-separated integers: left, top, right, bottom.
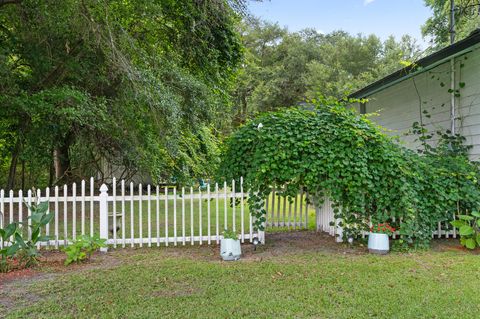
368, 223, 395, 255
220, 229, 241, 261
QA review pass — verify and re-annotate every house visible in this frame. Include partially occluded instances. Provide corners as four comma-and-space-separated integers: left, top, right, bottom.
349, 29, 480, 160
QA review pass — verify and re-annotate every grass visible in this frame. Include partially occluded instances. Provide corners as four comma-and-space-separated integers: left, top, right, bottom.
2, 233, 480, 318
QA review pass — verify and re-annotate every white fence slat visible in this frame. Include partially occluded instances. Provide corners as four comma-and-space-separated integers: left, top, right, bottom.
299, 189, 304, 228
164, 186, 168, 246
265, 194, 269, 224
0, 190, 3, 249
305, 192, 309, 230
182, 187, 186, 245
121, 180, 126, 248
276, 191, 281, 227
18, 190, 23, 226
173, 187, 177, 246
9, 190, 13, 225
130, 182, 134, 247
90, 177, 94, 236
147, 184, 151, 247
112, 178, 117, 248
207, 183, 211, 245
215, 183, 219, 244
26, 190, 31, 238
282, 196, 287, 227
36, 189, 42, 249
45, 187, 51, 247
224, 181, 227, 230
199, 187, 202, 245
81, 180, 85, 236
190, 187, 194, 245
294, 194, 298, 230
156, 185, 160, 247
232, 180, 236, 232
72, 183, 77, 241
54, 186, 59, 249
271, 188, 275, 225
139, 184, 143, 247
288, 197, 292, 229
63, 184, 68, 246
240, 177, 244, 243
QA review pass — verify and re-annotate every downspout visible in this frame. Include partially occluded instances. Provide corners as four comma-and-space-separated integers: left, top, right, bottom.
450, 0, 456, 134
450, 59, 456, 134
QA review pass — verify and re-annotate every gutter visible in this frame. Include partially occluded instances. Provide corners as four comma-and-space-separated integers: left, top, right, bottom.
349, 43, 480, 99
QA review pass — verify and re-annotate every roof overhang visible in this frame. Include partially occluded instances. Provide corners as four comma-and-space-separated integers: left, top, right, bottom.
348, 29, 480, 99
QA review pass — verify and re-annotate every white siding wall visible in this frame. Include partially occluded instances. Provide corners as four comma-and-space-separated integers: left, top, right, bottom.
363, 47, 480, 160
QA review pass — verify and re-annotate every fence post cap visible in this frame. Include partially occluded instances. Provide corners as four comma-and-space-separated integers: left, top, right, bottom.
100, 184, 109, 193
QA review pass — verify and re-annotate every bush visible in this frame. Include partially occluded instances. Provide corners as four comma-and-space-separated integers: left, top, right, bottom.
63, 235, 106, 266
218, 101, 480, 247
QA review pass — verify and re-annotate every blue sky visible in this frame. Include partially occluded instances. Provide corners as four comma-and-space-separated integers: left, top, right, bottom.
248, 0, 432, 47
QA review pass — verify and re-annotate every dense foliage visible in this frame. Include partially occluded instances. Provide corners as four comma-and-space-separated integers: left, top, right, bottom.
422, 0, 480, 48
231, 19, 421, 125
0, 0, 245, 188
219, 102, 480, 246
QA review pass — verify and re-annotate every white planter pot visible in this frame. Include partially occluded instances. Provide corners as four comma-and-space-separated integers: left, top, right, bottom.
220, 238, 241, 261
368, 233, 389, 255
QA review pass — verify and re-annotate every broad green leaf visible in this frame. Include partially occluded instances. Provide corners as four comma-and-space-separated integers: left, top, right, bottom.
465, 238, 476, 249
4, 223, 16, 238
15, 233, 26, 248
458, 215, 474, 221
450, 220, 466, 228
459, 225, 474, 236
471, 211, 480, 218
6, 243, 19, 256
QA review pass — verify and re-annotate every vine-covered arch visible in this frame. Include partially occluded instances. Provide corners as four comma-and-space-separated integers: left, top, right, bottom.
219, 101, 480, 247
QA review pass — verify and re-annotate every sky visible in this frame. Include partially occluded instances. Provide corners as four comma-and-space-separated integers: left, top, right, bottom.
248, 0, 432, 48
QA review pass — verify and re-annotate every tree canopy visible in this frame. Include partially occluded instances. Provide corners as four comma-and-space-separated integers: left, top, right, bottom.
0, 0, 245, 188
422, 0, 480, 48
231, 19, 421, 125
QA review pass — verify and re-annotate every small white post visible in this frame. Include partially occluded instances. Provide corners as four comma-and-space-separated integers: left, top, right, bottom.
99, 184, 109, 252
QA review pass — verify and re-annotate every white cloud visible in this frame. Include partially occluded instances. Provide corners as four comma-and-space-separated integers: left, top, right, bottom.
364, 0, 375, 5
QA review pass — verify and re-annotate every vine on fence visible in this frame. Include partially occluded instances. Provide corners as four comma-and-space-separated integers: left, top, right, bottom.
218, 99, 480, 247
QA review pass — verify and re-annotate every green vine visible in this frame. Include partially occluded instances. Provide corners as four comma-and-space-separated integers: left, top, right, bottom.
219, 99, 480, 247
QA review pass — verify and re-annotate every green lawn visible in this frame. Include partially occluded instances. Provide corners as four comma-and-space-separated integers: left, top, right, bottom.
2, 232, 480, 319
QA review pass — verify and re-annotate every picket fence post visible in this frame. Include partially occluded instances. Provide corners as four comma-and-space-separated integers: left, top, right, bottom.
99, 184, 109, 252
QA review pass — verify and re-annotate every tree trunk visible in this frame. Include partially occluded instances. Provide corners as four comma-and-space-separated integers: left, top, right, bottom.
53, 139, 72, 184
6, 138, 21, 190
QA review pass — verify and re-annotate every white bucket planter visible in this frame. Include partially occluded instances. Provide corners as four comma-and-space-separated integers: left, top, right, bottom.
220, 238, 241, 261
368, 233, 389, 255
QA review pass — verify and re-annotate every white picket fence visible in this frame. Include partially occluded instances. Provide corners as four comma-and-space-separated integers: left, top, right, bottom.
315, 197, 459, 239
264, 188, 310, 229
0, 177, 258, 250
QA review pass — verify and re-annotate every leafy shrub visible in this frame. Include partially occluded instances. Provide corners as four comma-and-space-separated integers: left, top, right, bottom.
451, 212, 480, 249
0, 201, 53, 272
63, 235, 107, 266
222, 229, 238, 240
218, 101, 480, 247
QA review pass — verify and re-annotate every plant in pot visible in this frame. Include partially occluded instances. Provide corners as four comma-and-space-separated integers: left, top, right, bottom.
220, 229, 241, 261
368, 223, 395, 255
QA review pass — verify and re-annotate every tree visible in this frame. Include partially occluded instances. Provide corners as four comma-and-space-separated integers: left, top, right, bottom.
232, 19, 421, 125
0, 0, 245, 188
422, 0, 480, 48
